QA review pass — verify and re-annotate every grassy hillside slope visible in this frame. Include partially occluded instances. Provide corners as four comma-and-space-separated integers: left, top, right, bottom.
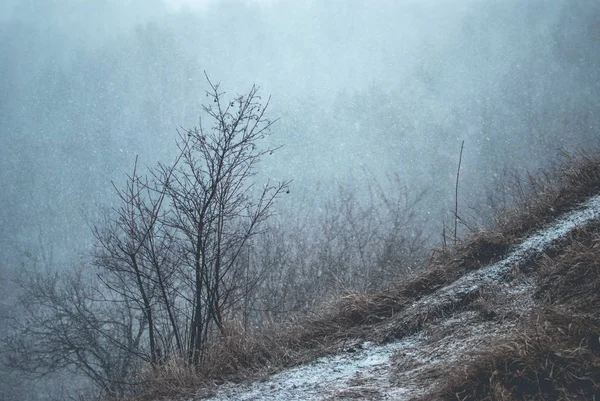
130, 150, 600, 401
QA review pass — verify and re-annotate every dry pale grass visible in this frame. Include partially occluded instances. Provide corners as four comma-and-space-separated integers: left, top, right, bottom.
435, 224, 600, 401
130, 318, 327, 401
535, 223, 600, 315
437, 309, 600, 401
492, 149, 600, 240
133, 356, 208, 400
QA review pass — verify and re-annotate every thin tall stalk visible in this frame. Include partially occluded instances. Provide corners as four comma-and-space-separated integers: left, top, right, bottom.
454, 140, 465, 244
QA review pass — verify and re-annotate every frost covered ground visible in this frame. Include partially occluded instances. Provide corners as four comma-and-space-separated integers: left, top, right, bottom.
182, 194, 600, 401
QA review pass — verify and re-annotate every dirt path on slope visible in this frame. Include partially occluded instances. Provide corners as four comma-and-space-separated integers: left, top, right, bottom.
185, 195, 600, 401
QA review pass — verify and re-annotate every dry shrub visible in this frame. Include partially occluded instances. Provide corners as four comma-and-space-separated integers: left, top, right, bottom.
134, 356, 205, 400
324, 292, 406, 326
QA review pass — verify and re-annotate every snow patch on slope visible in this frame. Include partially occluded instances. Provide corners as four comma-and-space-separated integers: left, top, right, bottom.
204, 339, 417, 400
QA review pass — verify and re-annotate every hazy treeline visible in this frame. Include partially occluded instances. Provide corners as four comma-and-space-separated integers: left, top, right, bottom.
3, 81, 428, 399
1, 0, 600, 399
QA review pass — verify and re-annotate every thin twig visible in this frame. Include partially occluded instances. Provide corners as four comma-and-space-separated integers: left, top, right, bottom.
454, 140, 465, 244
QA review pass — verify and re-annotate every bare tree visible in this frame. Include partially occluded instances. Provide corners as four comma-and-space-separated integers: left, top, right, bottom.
92, 155, 184, 366
3, 267, 145, 399
4, 77, 289, 401
87, 77, 289, 370
155, 76, 289, 365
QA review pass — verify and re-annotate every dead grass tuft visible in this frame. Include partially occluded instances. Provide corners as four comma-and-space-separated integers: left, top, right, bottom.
131, 319, 317, 400
494, 150, 600, 239
437, 309, 600, 401
535, 223, 600, 316
134, 356, 207, 400
324, 292, 407, 326
435, 222, 600, 401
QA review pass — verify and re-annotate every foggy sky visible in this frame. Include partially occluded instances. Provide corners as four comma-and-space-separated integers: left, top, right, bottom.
1, 0, 599, 279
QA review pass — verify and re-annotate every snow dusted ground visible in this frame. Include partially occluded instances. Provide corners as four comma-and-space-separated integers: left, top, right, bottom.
195, 281, 532, 401
183, 195, 600, 401
204, 338, 419, 400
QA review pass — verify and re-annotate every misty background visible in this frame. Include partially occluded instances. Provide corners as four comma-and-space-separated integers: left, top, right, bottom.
1, 0, 599, 399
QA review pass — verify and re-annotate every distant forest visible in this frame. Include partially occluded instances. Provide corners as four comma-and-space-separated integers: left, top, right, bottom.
1, 0, 599, 399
